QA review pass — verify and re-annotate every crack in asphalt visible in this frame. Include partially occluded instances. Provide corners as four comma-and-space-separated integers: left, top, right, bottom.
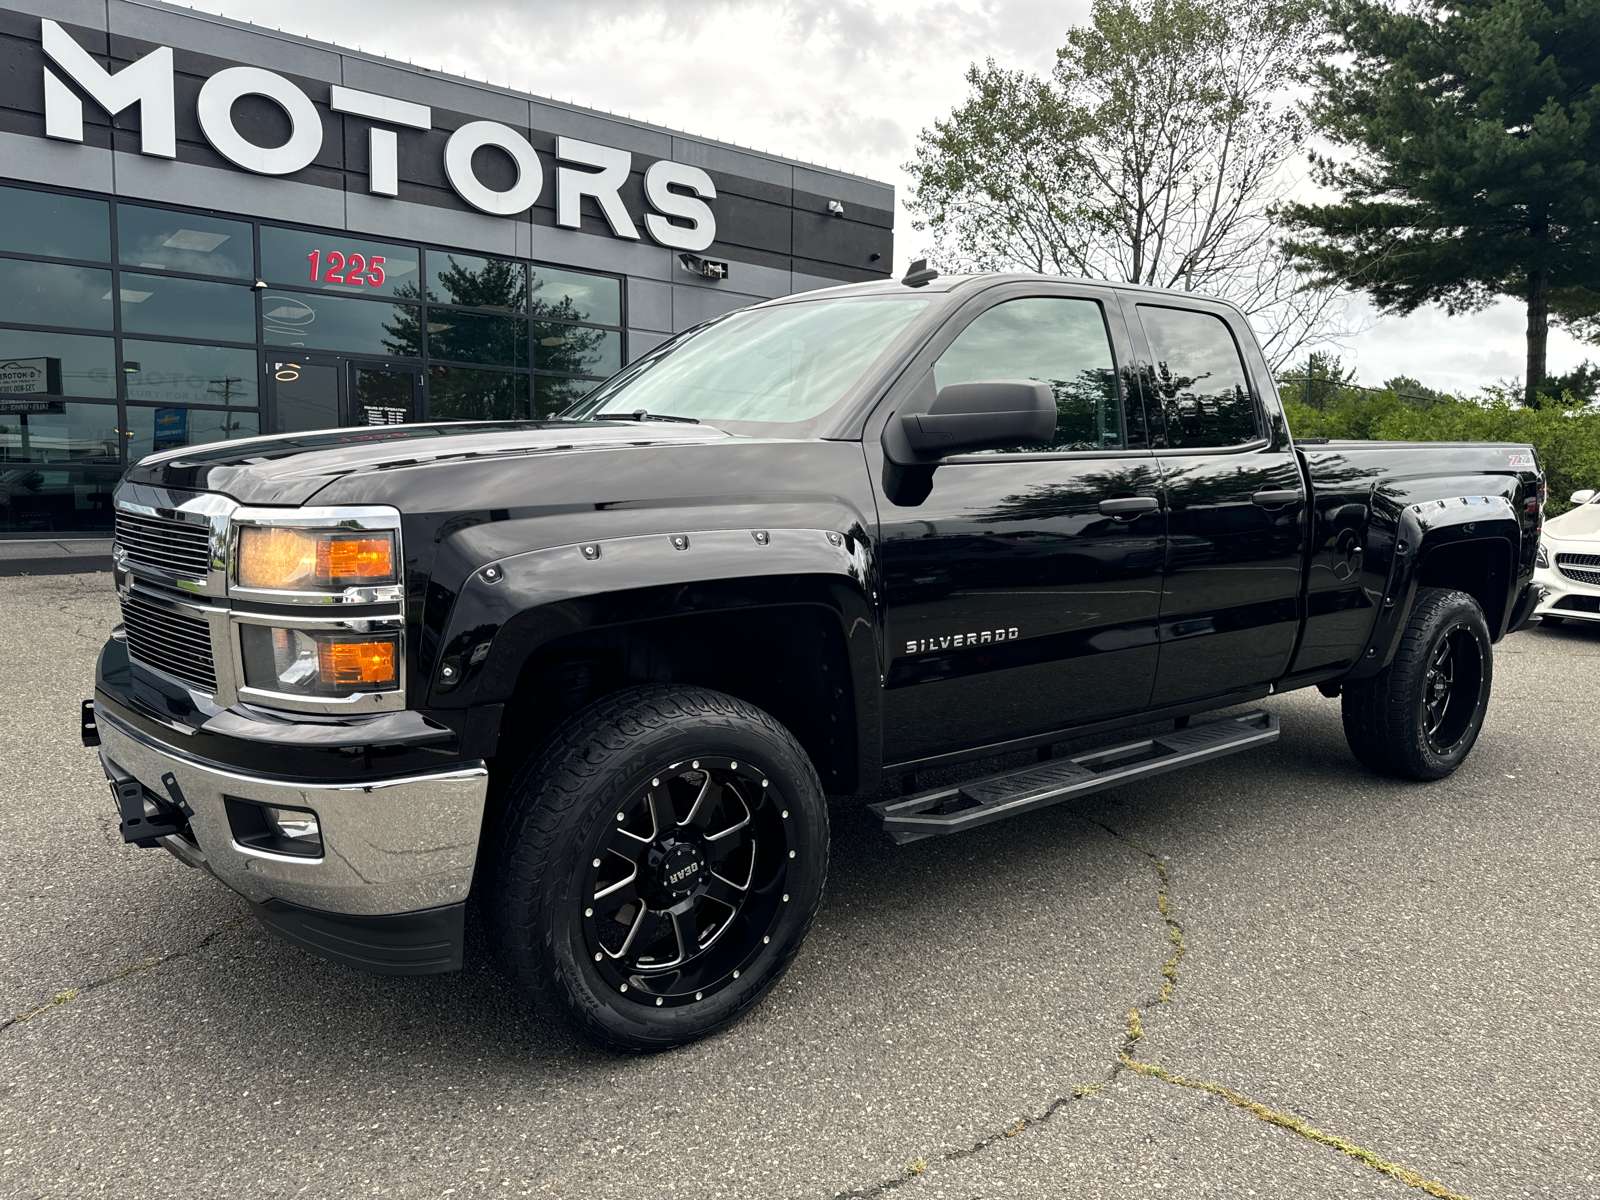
0, 911, 250, 1034
836, 816, 1478, 1200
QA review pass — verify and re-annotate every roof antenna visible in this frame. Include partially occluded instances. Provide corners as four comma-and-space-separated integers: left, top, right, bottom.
902, 258, 939, 288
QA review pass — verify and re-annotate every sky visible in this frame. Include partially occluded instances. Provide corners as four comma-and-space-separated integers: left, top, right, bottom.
184, 0, 1592, 395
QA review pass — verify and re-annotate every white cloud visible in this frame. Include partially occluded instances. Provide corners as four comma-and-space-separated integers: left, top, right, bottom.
1336, 298, 1592, 396
187, 0, 1590, 393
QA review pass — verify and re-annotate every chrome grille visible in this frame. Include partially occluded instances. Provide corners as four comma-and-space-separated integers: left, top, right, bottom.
120, 593, 217, 692
114, 510, 213, 578
1556, 553, 1600, 585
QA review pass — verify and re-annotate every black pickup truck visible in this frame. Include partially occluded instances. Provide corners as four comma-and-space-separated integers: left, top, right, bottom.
84, 268, 1544, 1051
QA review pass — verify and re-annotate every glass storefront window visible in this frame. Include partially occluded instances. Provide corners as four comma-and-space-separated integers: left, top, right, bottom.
529, 266, 620, 326
0, 185, 110, 262
0, 462, 120, 533
0, 330, 116, 399
118, 206, 253, 279
125, 404, 260, 462
428, 310, 527, 367
260, 226, 421, 299
0, 399, 119, 463
262, 291, 421, 357
533, 323, 620, 377
428, 366, 529, 421
118, 273, 255, 343
123, 341, 258, 408
427, 252, 525, 311
271, 359, 340, 433
533, 374, 596, 419
0, 260, 113, 329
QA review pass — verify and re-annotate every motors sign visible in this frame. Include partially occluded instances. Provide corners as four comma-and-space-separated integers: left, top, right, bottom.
37, 20, 718, 252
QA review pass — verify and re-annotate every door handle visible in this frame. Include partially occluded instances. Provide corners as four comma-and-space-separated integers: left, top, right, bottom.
1251, 489, 1302, 508
1098, 496, 1160, 517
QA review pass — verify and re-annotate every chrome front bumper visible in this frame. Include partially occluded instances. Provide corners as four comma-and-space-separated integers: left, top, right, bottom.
96, 706, 489, 917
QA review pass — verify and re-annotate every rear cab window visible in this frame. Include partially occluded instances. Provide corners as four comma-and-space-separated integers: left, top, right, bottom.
1136, 305, 1260, 449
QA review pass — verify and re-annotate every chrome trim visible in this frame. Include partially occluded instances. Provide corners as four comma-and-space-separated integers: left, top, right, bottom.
119, 578, 239, 706
231, 838, 324, 865
112, 486, 409, 716
97, 706, 487, 916
112, 486, 234, 597
227, 606, 408, 715
228, 584, 407, 606
229, 505, 403, 604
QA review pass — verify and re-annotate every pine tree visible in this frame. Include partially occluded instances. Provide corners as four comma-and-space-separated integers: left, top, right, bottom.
1279, 0, 1600, 406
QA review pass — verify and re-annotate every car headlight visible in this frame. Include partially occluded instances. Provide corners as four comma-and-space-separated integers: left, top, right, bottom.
1536, 542, 1550, 569
239, 626, 399, 697
237, 526, 397, 591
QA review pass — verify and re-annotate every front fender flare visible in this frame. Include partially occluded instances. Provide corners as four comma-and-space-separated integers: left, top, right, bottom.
427, 522, 879, 719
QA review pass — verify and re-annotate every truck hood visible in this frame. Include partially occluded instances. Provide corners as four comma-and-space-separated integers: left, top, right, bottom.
122, 420, 732, 505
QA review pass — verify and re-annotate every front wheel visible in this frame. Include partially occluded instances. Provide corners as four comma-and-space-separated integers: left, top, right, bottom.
485, 685, 828, 1052
1341, 587, 1493, 781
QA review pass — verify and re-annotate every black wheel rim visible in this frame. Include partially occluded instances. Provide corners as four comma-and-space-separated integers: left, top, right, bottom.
1423, 624, 1484, 754
583, 757, 790, 1008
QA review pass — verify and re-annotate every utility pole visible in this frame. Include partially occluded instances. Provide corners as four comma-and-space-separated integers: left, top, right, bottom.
206, 376, 244, 407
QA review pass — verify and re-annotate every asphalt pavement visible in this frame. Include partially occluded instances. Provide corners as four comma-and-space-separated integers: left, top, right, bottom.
1, 570, 1595, 1199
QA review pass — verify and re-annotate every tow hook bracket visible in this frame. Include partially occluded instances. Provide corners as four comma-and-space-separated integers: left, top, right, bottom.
80, 698, 99, 747
102, 757, 188, 848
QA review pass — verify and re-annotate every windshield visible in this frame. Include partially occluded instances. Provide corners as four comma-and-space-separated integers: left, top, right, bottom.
562, 295, 930, 431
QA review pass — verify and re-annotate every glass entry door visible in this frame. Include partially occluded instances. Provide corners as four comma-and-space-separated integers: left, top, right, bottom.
267, 355, 421, 432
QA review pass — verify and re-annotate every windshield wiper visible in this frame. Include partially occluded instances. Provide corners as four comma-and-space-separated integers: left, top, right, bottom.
590, 410, 700, 424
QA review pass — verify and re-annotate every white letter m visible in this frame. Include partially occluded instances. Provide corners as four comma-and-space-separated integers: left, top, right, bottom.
42, 19, 175, 158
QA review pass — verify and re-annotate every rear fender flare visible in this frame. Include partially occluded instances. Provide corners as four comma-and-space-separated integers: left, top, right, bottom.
1345, 494, 1520, 679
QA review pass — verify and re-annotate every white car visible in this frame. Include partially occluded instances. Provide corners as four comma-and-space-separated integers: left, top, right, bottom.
1535, 488, 1600, 625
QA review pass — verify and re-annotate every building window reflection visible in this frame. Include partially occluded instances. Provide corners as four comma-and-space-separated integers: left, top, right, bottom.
0, 179, 631, 528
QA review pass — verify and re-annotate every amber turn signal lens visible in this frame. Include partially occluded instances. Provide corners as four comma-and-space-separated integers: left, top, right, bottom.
317, 639, 397, 686
238, 527, 396, 590
317, 538, 393, 581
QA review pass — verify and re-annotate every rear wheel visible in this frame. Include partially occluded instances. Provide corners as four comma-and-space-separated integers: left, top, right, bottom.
1341, 587, 1492, 781
485, 685, 828, 1052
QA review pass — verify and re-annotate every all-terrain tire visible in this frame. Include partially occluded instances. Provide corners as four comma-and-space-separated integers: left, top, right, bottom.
1341, 587, 1493, 781
483, 684, 828, 1052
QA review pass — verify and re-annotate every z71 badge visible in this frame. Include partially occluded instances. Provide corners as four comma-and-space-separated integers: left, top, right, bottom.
906, 628, 1020, 655
1508, 452, 1535, 468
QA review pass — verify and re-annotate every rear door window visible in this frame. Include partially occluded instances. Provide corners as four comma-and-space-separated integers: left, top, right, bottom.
1137, 305, 1259, 448
934, 297, 1123, 452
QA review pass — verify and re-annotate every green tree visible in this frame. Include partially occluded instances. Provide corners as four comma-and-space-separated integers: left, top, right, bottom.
1276, 351, 1359, 409
1540, 359, 1600, 405
1279, 0, 1600, 407
906, 0, 1343, 368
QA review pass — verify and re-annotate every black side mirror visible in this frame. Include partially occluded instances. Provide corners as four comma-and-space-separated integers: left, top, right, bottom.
893, 379, 1056, 459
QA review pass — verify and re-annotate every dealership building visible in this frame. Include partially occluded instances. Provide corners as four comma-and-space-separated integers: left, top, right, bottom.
0, 0, 894, 536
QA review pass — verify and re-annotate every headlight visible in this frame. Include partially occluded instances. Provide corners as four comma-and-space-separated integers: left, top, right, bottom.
239, 625, 399, 696
1536, 542, 1550, 569
237, 526, 397, 591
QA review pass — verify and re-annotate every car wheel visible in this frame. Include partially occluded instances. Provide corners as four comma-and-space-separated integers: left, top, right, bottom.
485, 684, 828, 1052
1341, 587, 1493, 781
